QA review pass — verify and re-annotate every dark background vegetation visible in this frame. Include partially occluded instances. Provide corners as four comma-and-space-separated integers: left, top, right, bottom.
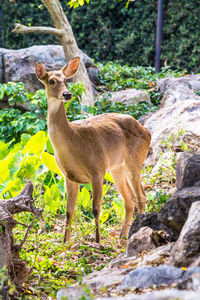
1, 0, 200, 72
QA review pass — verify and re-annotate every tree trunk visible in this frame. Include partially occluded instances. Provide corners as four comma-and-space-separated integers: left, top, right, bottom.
0, 182, 42, 297
12, 0, 93, 105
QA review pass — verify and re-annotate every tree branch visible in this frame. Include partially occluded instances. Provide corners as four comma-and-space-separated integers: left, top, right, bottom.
12, 23, 63, 37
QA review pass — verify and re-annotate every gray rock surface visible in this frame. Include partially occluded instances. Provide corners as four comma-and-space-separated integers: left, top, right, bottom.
169, 201, 200, 267
121, 265, 200, 289
156, 75, 200, 95
144, 75, 200, 166
128, 212, 175, 241
95, 290, 200, 300
121, 265, 183, 289
177, 272, 200, 292
57, 286, 91, 300
127, 226, 170, 257
138, 243, 174, 267
176, 152, 200, 189
0, 45, 98, 93
158, 186, 200, 232
110, 89, 151, 105
127, 227, 156, 257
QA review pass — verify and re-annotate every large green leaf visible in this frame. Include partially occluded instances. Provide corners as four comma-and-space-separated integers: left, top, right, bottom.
0, 141, 9, 160
44, 184, 61, 213
8, 151, 23, 179
0, 153, 17, 182
22, 131, 48, 156
41, 152, 62, 176
0, 178, 23, 198
17, 155, 41, 180
78, 187, 91, 209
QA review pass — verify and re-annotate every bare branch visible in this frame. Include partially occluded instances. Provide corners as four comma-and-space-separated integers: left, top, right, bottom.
15, 221, 34, 251
12, 23, 64, 37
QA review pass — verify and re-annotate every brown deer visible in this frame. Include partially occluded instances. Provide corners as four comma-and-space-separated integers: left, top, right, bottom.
35, 57, 151, 243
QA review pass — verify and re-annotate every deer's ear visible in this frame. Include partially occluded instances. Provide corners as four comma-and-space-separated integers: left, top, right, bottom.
62, 57, 80, 78
35, 62, 47, 81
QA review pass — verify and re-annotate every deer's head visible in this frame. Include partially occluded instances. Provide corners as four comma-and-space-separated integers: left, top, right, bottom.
35, 57, 80, 102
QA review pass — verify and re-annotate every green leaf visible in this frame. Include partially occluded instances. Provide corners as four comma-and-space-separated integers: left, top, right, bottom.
100, 211, 109, 224
104, 172, 114, 183
17, 155, 41, 180
78, 187, 91, 209
41, 152, 62, 176
0, 153, 17, 182
22, 131, 47, 156
0, 141, 9, 160
44, 184, 61, 213
8, 151, 22, 179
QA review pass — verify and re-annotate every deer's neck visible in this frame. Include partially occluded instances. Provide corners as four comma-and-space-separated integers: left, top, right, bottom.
47, 98, 72, 143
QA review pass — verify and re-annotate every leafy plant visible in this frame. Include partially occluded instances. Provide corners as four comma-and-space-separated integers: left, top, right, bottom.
143, 129, 188, 212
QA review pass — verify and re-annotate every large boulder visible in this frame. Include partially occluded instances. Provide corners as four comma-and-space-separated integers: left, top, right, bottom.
0, 45, 98, 93
110, 89, 151, 105
176, 152, 200, 189
128, 212, 175, 241
169, 201, 200, 267
144, 75, 200, 165
158, 186, 200, 233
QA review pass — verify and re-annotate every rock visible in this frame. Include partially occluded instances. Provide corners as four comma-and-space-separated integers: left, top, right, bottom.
121, 265, 183, 289
144, 75, 200, 166
158, 187, 200, 233
156, 75, 200, 95
0, 45, 98, 93
83, 267, 129, 289
95, 290, 200, 300
126, 226, 170, 257
128, 212, 175, 241
57, 286, 92, 300
188, 80, 200, 91
177, 272, 200, 292
138, 243, 174, 267
127, 227, 155, 257
109, 89, 151, 105
169, 201, 200, 267
144, 100, 200, 166
176, 152, 200, 189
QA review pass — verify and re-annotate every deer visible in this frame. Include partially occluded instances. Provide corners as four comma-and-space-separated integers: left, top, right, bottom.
35, 57, 151, 244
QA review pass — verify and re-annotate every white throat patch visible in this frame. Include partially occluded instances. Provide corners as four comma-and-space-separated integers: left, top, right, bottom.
49, 98, 61, 113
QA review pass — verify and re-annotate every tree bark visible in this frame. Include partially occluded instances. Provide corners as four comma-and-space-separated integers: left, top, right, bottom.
0, 182, 42, 295
12, 0, 93, 105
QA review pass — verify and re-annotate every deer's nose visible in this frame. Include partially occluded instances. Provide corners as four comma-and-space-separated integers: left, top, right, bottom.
63, 91, 72, 100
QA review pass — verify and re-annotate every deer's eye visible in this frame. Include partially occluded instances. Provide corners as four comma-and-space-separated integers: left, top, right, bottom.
49, 79, 55, 85
64, 78, 69, 85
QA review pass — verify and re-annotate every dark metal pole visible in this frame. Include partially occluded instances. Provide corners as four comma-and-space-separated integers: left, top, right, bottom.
155, 0, 164, 72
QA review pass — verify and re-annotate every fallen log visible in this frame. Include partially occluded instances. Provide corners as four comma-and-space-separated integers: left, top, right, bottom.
0, 181, 42, 297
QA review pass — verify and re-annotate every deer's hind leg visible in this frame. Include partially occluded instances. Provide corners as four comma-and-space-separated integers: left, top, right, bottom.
126, 162, 146, 214
64, 179, 79, 243
111, 167, 136, 238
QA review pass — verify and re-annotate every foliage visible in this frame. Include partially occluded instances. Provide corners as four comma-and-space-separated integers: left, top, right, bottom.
143, 129, 188, 212
97, 62, 185, 105
1, 0, 200, 72
67, 0, 90, 8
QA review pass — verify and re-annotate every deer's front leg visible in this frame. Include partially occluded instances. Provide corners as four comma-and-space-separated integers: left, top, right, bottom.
92, 176, 104, 243
64, 179, 79, 243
